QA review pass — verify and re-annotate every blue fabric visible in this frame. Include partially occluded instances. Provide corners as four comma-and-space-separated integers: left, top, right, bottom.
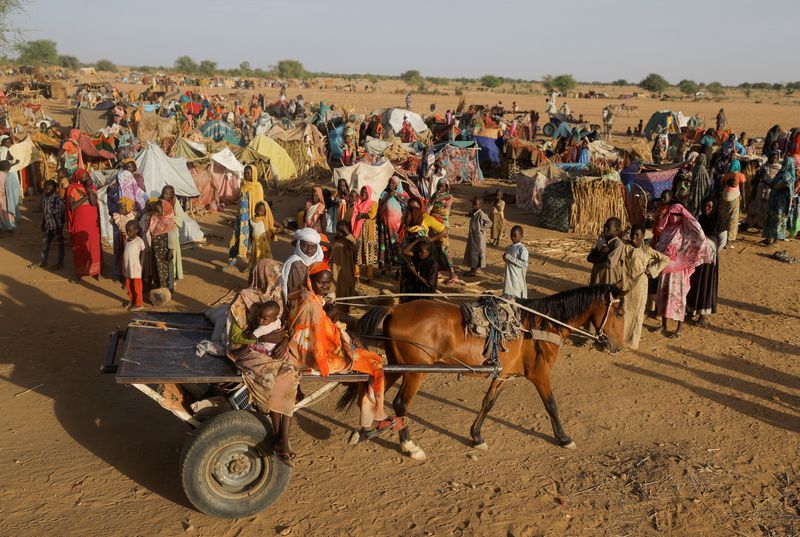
141, 104, 161, 112
329, 125, 344, 160
199, 120, 242, 146
474, 136, 502, 166
577, 148, 590, 164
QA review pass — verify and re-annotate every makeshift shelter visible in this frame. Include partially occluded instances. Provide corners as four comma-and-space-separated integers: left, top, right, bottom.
502, 139, 549, 179
199, 120, 241, 146
539, 177, 629, 235
135, 143, 200, 198
432, 141, 484, 185
208, 147, 243, 205
75, 130, 116, 162
381, 108, 427, 135
515, 164, 568, 212
78, 108, 111, 135
248, 135, 297, 181
137, 111, 176, 143
235, 146, 273, 187
643, 111, 688, 139
9, 136, 45, 195
621, 163, 682, 208
171, 137, 208, 162
332, 161, 395, 202
266, 123, 329, 180
474, 135, 504, 168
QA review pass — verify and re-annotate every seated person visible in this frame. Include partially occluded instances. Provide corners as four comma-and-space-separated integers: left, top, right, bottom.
248, 301, 283, 355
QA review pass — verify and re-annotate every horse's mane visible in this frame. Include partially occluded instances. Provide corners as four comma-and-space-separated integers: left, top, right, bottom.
518, 284, 617, 324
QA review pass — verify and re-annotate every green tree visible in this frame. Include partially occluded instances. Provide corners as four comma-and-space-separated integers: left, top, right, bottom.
174, 55, 198, 73
239, 61, 251, 73
16, 39, 58, 65
611, 79, 628, 86
771, 83, 783, 91
274, 59, 305, 79
95, 59, 116, 72
57, 54, 80, 70
480, 75, 504, 88
400, 69, 422, 85
542, 74, 576, 94
0, 1, 22, 53
198, 60, 217, 76
677, 79, 698, 96
706, 81, 724, 97
639, 73, 670, 93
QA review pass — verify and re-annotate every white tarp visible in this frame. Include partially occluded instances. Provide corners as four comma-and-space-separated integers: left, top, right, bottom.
136, 143, 200, 198
382, 108, 426, 134
184, 138, 207, 154
9, 136, 41, 173
332, 160, 396, 202
210, 147, 244, 176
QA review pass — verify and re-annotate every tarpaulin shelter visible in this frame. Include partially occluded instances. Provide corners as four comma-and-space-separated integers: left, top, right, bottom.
10, 136, 45, 196
621, 163, 682, 208
76, 130, 115, 161
332, 161, 395, 202
248, 134, 296, 181
234, 146, 273, 186
431, 141, 483, 185
135, 143, 200, 198
208, 147, 242, 204
515, 163, 568, 212
328, 124, 344, 161
78, 108, 111, 135
643, 111, 688, 139
266, 123, 329, 180
199, 120, 241, 146
137, 111, 176, 143
474, 135, 503, 167
381, 108, 427, 135
171, 137, 208, 162
211, 147, 244, 177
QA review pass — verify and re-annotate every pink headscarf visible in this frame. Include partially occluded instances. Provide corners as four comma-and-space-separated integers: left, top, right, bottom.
351, 185, 376, 238
655, 203, 712, 275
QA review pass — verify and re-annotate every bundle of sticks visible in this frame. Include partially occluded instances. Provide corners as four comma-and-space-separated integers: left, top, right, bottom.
570, 180, 629, 236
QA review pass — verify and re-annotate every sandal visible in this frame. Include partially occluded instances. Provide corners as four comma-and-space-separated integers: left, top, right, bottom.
361, 416, 408, 440
274, 448, 296, 467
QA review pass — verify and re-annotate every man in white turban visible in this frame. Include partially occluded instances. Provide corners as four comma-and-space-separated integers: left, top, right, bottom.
280, 227, 324, 300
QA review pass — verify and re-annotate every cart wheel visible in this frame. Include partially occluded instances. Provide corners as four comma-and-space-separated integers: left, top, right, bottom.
180, 410, 291, 518
542, 122, 556, 137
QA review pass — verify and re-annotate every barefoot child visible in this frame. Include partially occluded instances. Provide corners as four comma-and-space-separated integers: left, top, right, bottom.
503, 225, 529, 299
463, 197, 492, 276
490, 190, 505, 247
123, 220, 146, 310
39, 180, 65, 269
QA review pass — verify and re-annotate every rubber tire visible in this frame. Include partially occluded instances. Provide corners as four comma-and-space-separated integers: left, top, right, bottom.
542, 122, 556, 137
180, 410, 291, 519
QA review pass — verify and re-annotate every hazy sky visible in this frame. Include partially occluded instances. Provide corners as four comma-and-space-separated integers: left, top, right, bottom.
11, 0, 799, 85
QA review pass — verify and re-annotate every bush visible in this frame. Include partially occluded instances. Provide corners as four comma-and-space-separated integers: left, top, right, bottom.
58, 55, 80, 70
639, 73, 670, 93
543, 74, 576, 94
198, 60, 217, 76
274, 60, 305, 79
16, 39, 58, 65
677, 79, 698, 96
611, 79, 628, 86
480, 75, 504, 88
95, 59, 116, 72
706, 82, 724, 97
400, 70, 422, 86
174, 56, 198, 74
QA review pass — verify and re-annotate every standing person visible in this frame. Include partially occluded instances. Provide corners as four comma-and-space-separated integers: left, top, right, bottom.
160, 186, 184, 283
763, 125, 782, 157
38, 180, 65, 269
699, 129, 716, 162
249, 201, 277, 270
715, 108, 726, 131
529, 110, 540, 140
400, 116, 417, 143
65, 169, 102, 279
147, 199, 175, 290
463, 197, 492, 277
622, 225, 669, 349
377, 176, 408, 276
685, 154, 712, 216
686, 198, 720, 327
489, 190, 505, 247
334, 178, 350, 228
0, 158, 20, 233
123, 221, 146, 311
0, 161, 10, 236
748, 151, 782, 229
718, 160, 747, 248
427, 181, 459, 284
227, 164, 264, 268
111, 197, 138, 276
762, 157, 797, 245
654, 203, 713, 338
304, 187, 327, 233
400, 237, 438, 302
117, 169, 147, 212
280, 228, 324, 301
351, 186, 378, 283
405, 92, 412, 110
587, 217, 625, 285
502, 225, 529, 299
331, 220, 356, 301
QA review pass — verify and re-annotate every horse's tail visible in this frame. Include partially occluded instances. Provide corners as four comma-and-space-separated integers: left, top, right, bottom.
356, 305, 395, 347
337, 305, 397, 413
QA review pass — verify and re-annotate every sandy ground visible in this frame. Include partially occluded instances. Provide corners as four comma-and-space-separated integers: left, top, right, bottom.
1, 85, 799, 536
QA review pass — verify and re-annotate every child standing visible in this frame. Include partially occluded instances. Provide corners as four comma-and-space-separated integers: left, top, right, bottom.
490, 190, 505, 247
463, 197, 492, 276
587, 217, 625, 285
503, 225, 529, 299
113, 197, 138, 277
331, 220, 357, 300
249, 201, 277, 270
39, 179, 65, 269
123, 220, 146, 310
400, 237, 439, 303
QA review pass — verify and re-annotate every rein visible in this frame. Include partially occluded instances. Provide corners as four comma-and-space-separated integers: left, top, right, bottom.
336, 292, 619, 344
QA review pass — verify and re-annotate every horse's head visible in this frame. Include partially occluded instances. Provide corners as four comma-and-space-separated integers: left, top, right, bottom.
588, 283, 628, 354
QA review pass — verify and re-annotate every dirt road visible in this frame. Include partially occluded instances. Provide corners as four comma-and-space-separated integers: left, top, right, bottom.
1, 178, 798, 536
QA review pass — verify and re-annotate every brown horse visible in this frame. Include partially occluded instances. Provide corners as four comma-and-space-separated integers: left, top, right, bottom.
349, 284, 627, 460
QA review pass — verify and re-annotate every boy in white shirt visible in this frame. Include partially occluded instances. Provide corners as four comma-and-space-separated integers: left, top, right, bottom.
503, 225, 529, 299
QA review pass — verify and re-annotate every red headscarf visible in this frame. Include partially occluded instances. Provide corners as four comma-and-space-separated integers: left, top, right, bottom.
351, 186, 376, 238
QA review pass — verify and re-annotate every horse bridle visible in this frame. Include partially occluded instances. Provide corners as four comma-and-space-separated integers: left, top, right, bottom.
595, 292, 622, 347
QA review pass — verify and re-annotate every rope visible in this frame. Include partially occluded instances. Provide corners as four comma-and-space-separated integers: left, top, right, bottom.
361, 334, 486, 375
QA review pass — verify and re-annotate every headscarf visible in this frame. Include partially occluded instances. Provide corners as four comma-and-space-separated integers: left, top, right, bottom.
351, 186, 376, 238
280, 228, 324, 299
729, 159, 741, 173
696, 197, 719, 237
774, 156, 797, 192
655, 203, 713, 275
117, 170, 147, 211
227, 259, 284, 350
308, 260, 331, 278
686, 154, 712, 216
305, 187, 325, 226
240, 164, 265, 219
121, 157, 137, 171
118, 197, 134, 213
148, 200, 175, 236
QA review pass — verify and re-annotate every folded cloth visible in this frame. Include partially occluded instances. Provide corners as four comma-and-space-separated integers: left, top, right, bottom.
196, 340, 226, 358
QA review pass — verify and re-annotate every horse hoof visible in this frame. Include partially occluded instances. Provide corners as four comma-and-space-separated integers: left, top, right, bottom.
561, 440, 577, 450
473, 442, 489, 451
347, 431, 361, 445
402, 441, 427, 461
408, 447, 427, 461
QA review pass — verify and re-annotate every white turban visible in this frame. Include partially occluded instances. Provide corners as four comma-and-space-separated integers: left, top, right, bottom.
294, 227, 321, 245
280, 227, 324, 298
